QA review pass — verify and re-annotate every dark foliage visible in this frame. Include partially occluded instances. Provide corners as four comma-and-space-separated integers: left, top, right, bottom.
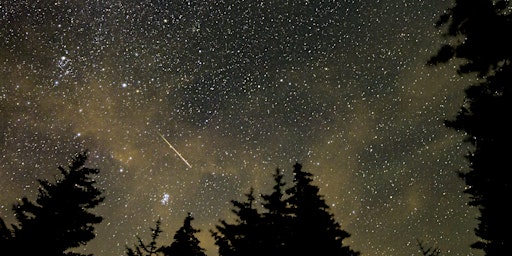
211, 163, 359, 256
211, 188, 264, 256
160, 213, 207, 256
127, 214, 207, 256
429, 1, 512, 255
259, 168, 292, 255
126, 218, 164, 256
285, 163, 360, 256
428, 0, 512, 77
0, 151, 104, 256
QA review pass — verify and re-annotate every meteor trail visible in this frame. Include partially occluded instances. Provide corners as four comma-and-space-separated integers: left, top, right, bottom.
158, 133, 192, 168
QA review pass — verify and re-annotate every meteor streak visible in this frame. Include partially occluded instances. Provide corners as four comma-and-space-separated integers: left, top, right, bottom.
158, 133, 192, 168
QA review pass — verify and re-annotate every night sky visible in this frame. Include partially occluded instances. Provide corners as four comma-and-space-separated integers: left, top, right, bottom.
1, 1, 482, 255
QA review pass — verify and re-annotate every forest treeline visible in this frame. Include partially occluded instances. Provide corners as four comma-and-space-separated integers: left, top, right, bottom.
127, 161, 362, 256
1, 0, 511, 255
0, 151, 361, 256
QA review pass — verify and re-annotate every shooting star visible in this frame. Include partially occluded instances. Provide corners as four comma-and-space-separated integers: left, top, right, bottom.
158, 133, 192, 168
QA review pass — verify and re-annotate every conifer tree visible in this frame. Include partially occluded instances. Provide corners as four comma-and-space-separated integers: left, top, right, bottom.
126, 218, 163, 256
211, 188, 264, 256
261, 168, 288, 218
0, 151, 104, 255
213, 163, 359, 256
160, 213, 206, 256
285, 162, 359, 256
429, 1, 512, 255
260, 168, 291, 254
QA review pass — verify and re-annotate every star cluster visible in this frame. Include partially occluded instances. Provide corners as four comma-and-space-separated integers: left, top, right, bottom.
1, 1, 480, 255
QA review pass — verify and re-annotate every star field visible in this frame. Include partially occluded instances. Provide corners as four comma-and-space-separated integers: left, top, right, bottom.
1, 1, 481, 255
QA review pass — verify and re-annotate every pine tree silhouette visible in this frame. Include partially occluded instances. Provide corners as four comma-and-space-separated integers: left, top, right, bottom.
160, 212, 206, 256
285, 162, 359, 256
0, 151, 104, 255
429, 1, 512, 255
126, 218, 164, 256
212, 163, 359, 256
211, 187, 264, 256
260, 168, 291, 255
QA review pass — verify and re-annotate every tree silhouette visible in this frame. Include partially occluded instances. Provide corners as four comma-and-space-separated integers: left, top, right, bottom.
259, 168, 292, 255
0, 151, 104, 255
429, 1, 512, 255
285, 163, 359, 256
126, 218, 164, 256
212, 163, 359, 256
160, 212, 207, 256
211, 187, 264, 256
427, 0, 512, 77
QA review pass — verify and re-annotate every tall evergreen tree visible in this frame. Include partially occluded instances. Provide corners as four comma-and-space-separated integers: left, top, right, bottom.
129, 166, 360, 256
429, 1, 512, 255
261, 168, 288, 218
211, 188, 264, 256
260, 168, 291, 255
285, 163, 359, 256
126, 218, 164, 256
0, 151, 104, 255
160, 213, 206, 256
212, 163, 359, 256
